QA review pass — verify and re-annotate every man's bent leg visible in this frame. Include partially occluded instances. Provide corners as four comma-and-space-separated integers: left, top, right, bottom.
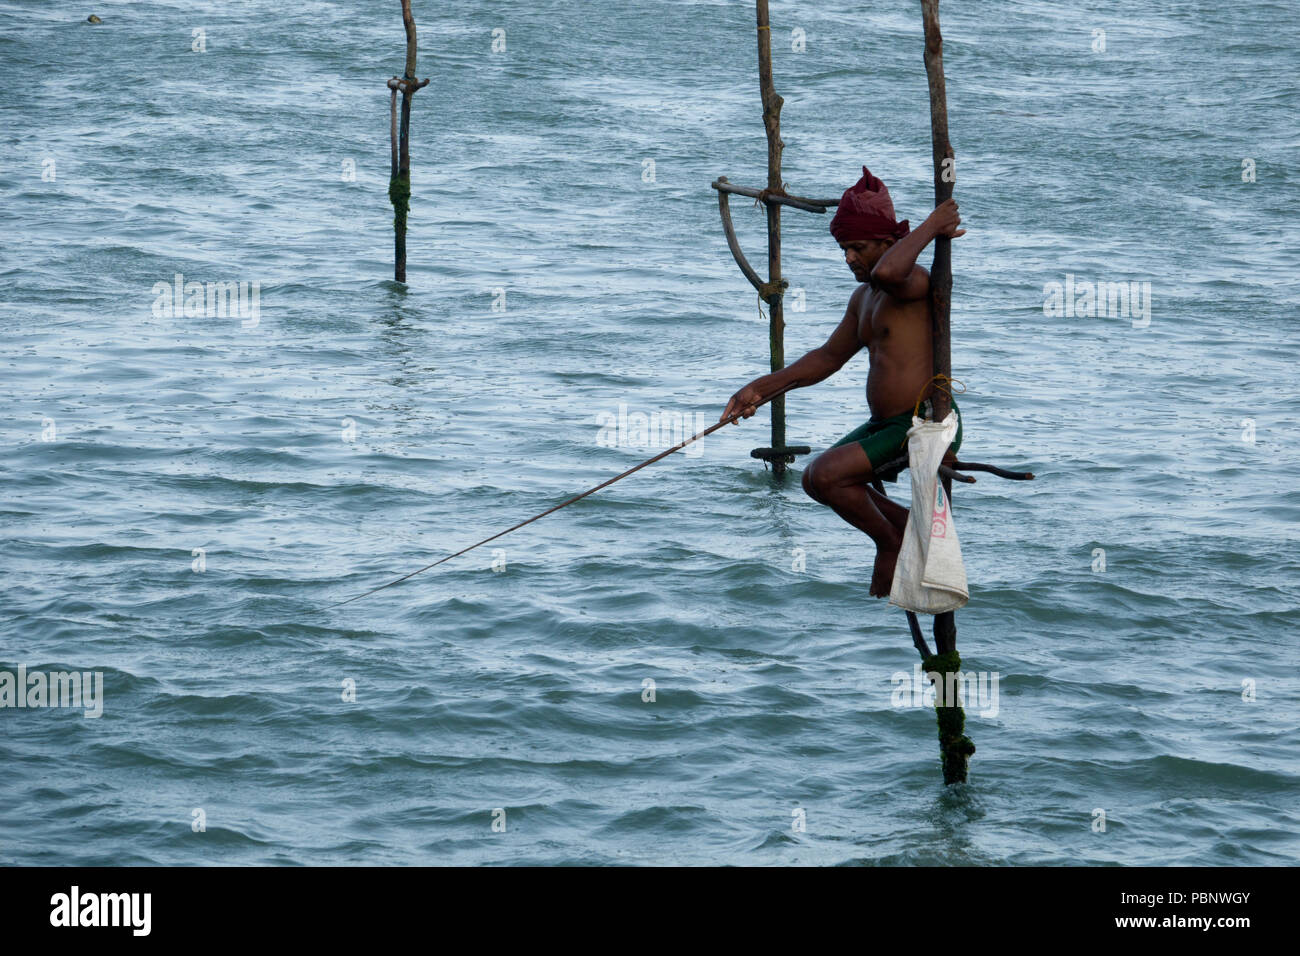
803, 442, 909, 597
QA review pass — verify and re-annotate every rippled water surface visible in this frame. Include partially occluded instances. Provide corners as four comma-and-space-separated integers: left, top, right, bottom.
1, 0, 1298, 865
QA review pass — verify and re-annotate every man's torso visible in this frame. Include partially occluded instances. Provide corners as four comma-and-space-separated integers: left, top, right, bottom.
852, 283, 934, 419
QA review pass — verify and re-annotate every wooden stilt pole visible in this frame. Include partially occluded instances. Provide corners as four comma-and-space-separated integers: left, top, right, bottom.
755, 0, 789, 476
919, 0, 973, 785
711, 3, 836, 474
921, 0, 954, 425
388, 1, 430, 284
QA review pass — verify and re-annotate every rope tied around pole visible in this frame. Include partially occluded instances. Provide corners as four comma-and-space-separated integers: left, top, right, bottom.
756, 280, 787, 323
386, 76, 430, 93
753, 185, 789, 206
911, 373, 966, 420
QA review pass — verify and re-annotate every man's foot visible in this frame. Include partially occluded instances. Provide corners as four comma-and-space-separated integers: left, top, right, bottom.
866, 488, 909, 597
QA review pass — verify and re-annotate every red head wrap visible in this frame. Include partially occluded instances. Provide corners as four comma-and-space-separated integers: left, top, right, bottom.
829, 166, 910, 243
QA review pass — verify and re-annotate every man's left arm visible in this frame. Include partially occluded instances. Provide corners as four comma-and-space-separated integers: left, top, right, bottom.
871, 198, 965, 300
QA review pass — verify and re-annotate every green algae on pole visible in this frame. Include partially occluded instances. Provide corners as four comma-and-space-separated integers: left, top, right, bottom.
922, 650, 977, 784
388, 1, 430, 284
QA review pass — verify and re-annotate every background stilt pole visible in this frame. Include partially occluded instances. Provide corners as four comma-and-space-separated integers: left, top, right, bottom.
756, 0, 789, 476
388, 1, 429, 284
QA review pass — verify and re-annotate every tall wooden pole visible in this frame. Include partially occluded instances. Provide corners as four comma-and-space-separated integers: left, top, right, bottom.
389, 0, 428, 284
755, 0, 789, 476
921, 0, 953, 422
919, 0, 971, 785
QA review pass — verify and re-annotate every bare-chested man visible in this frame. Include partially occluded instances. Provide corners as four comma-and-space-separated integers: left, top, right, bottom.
721, 166, 965, 597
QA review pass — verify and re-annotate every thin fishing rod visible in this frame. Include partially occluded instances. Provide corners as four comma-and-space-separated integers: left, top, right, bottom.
327, 380, 800, 608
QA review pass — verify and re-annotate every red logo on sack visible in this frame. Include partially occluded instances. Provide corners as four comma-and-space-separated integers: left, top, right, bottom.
930, 484, 948, 539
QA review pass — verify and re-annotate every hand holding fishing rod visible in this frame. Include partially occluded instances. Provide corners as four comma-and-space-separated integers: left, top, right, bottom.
720, 383, 768, 423
328, 380, 802, 608
721, 368, 811, 423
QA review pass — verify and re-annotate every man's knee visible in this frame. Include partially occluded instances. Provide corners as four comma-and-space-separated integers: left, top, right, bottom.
802, 458, 830, 503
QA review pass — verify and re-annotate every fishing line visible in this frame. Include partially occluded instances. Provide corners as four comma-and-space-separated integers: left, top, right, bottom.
326, 381, 800, 608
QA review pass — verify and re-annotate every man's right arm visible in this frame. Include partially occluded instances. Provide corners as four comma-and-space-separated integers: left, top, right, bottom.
720, 288, 866, 422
